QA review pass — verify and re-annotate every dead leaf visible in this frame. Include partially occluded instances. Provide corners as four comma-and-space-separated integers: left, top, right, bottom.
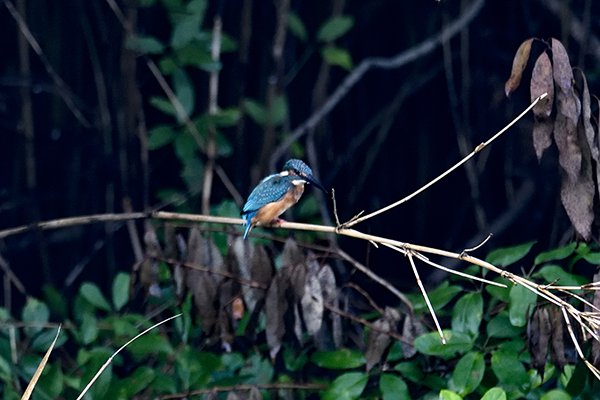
365, 307, 401, 371
301, 264, 324, 336
141, 223, 161, 296
186, 227, 223, 333
401, 312, 425, 358
530, 52, 554, 160
560, 169, 594, 240
232, 238, 272, 312
548, 307, 567, 370
265, 267, 291, 359
505, 38, 533, 97
281, 238, 305, 267
528, 306, 551, 376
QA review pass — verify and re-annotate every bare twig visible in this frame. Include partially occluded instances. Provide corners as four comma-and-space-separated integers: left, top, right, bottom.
340, 92, 548, 229
76, 314, 181, 400
407, 251, 446, 343
269, 0, 485, 171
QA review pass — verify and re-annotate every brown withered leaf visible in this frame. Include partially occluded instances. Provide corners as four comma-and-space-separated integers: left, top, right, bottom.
505, 38, 533, 97
365, 307, 401, 371
527, 306, 551, 376
217, 278, 238, 350
140, 223, 162, 296
185, 227, 222, 333
530, 52, 554, 160
301, 263, 324, 336
548, 307, 567, 370
290, 263, 307, 300
401, 312, 425, 358
560, 170, 594, 240
265, 266, 291, 359
281, 238, 304, 268
551, 39, 574, 95
232, 238, 273, 312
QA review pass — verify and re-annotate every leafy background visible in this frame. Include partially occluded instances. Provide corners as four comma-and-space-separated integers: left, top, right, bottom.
1, 0, 600, 398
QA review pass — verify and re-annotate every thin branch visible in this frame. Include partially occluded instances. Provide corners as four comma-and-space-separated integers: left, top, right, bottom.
407, 251, 446, 343
269, 0, 485, 171
341, 92, 548, 229
76, 314, 181, 400
21, 325, 61, 400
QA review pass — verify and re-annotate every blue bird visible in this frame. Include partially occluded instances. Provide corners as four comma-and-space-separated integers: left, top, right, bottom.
241, 159, 327, 239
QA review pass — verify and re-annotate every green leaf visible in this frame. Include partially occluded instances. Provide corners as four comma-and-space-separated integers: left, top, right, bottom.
408, 282, 462, 313
508, 284, 537, 327
126, 35, 165, 54
323, 372, 368, 400
170, 0, 206, 48
317, 15, 354, 42
112, 273, 130, 311
243, 99, 266, 125
174, 132, 198, 163
211, 107, 241, 127
180, 155, 204, 194
486, 241, 536, 267
80, 282, 112, 312
534, 243, 576, 265
270, 95, 288, 126
414, 330, 474, 359
583, 252, 600, 264
173, 68, 195, 117
449, 351, 485, 396
115, 366, 156, 397
321, 46, 353, 70
311, 348, 365, 369
147, 125, 177, 150
81, 313, 98, 345
394, 361, 424, 384
288, 12, 307, 42
149, 96, 178, 118
540, 390, 571, 400
486, 282, 510, 302
481, 387, 507, 400
127, 333, 173, 360
491, 350, 529, 391
42, 285, 68, 318
486, 312, 522, 338
451, 292, 483, 337
439, 390, 463, 400
533, 264, 586, 287
22, 297, 49, 337
379, 374, 409, 400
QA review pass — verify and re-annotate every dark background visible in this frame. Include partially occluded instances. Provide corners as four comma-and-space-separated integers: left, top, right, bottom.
1, 0, 598, 301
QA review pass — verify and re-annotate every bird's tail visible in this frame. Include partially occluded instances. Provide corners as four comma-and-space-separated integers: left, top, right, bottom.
242, 214, 253, 240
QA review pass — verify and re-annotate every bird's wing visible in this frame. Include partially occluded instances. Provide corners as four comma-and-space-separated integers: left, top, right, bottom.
242, 174, 291, 214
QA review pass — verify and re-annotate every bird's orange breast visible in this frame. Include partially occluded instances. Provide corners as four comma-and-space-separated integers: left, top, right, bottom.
251, 184, 305, 226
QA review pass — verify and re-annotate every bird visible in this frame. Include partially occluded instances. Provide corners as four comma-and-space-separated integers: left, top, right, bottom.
241, 159, 327, 239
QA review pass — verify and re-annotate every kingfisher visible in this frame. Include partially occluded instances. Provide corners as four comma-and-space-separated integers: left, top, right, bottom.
241, 159, 327, 239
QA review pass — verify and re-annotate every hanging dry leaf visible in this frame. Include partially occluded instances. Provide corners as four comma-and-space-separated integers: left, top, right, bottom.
365, 307, 401, 371
505, 38, 533, 97
527, 306, 551, 376
186, 227, 222, 333
401, 312, 425, 358
530, 52, 554, 160
548, 306, 567, 370
560, 171, 594, 240
140, 223, 162, 296
217, 278, 238, 350
265, 267, 291, 359
233, 238, 273, 312
301, 264, 324, 336
281, 238, 305, 267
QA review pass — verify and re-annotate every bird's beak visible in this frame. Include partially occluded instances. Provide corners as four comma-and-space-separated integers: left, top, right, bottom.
304, 174, 328, 194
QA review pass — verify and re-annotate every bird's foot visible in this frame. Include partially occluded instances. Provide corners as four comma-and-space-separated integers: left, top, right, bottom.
269, 218, 286, 226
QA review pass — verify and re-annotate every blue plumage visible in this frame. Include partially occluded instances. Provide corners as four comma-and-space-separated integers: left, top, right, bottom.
241, 159, 326, 239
